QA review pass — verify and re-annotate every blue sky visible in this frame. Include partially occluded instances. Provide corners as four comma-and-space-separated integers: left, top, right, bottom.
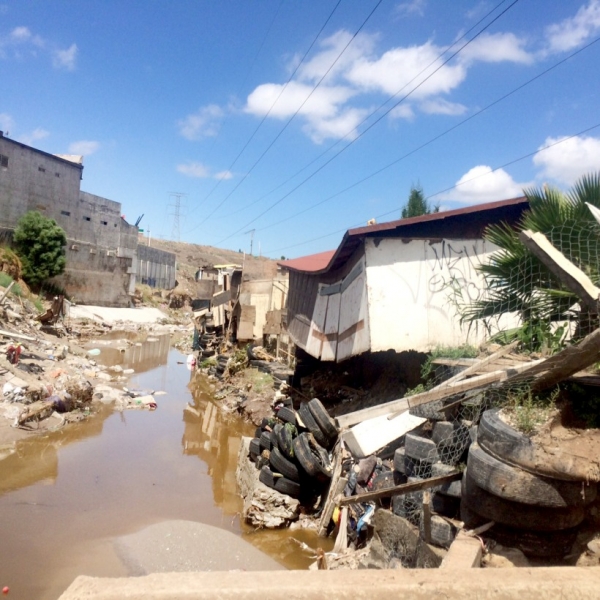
2, 0, 600, 259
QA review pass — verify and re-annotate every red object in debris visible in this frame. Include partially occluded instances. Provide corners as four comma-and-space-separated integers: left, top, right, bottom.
6, 345, 21, 365
2, 586, 9, 594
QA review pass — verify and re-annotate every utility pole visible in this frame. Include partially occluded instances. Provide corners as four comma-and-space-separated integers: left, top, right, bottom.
168, 192, 187, 242
244, 228, 255, 256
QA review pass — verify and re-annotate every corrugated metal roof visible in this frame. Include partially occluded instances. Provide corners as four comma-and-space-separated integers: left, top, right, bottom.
279, 196, 529, 275
279, 250, 336, 273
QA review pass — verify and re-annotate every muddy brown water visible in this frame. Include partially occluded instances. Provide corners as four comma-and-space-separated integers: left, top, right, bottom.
0, 336, 323, 599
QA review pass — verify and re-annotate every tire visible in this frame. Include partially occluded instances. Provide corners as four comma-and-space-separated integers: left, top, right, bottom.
431, 463, 462, 498
478, 408, 591, 482
258, 465, 276, 487
249, 438, 261, 459
393, 447, 406, 474
432, 492, 460, 518
421, 515, 457, 549
405, 433, 440, 462
246, 344, 258, 360
276, 422, 297, 460
254, 427, 262, 439
297, 402, 328, 448
270, 446, 301, 483
293, 433, 332, 482
468, 442, 596, 508
462, 470, 585, 532
271, 423, 283, 449
460, 502, 577, 557
409, 399, 459, 421
307, 398, 338, 445
274, 475, 302, 498
259, 431, 272, 452
276, 406, 297, 426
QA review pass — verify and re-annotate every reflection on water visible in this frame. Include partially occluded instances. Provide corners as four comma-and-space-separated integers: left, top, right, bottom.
0, 347, 327, 599
185, 373, 334, 569
87, 333, 171, 373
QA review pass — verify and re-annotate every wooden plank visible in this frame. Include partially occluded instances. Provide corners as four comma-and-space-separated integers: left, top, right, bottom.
0, 329, 37, 342
431, 341, 519, 390
318, 476, 347, 537
337, 472, 461, 506
335, 398, 410, 429
504, 327, 600, 392
0, 281, 15, 305
519, 229, 600, 312
318, 445, 345, 537
388, 359, 545, 421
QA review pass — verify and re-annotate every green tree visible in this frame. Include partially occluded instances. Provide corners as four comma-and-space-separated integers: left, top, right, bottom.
461, 173, 600, 351
401, 185, 439, 218
13, 211, 67, 286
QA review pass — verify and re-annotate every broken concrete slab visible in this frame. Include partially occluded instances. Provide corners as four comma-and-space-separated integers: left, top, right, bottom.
341, 410, 426, 458
440, 530, 482, 569
236, 437, 300, 528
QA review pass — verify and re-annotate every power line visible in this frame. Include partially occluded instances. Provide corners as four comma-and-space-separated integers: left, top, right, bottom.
215, 0, 521, 245
213, 0, 514, 223
184, 0, 344, 230
264, 121, 600, 256
253, 34, 600, 233
192, 0, 286, 212
191, 0, 385, 231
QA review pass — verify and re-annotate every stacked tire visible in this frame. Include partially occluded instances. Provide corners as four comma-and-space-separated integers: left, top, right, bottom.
461, 408, 598, 558
391, 417, 473, 524
248, 398, 339, 500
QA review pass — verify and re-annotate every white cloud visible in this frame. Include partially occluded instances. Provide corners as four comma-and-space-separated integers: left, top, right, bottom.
545, 0, 600, 54
0, 112, 15, 133
346, 41, 467, 98
242, 25, 536, 143
394, 0, 427, 18
19, 127, 49, 146
296, 30, 376, 84
459, 32, 533, 65
178, 104, 223, 140
441, 165, 527, 204
533, 135, 600, 186
215, 170, 234, 180
69, 140, 99, 155
419, 98, 467, 116
176, 162, 211, 178
10, 26, 31, 41
53, 43, 77, 70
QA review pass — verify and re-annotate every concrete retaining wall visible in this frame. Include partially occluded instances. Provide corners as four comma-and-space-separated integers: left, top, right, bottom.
59, 567, 600, 599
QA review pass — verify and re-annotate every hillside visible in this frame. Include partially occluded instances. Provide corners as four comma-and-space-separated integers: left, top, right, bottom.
141, 236, 279, 298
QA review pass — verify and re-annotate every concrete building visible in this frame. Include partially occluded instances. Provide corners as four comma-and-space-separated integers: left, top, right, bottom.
279, 198, 529, 362
0, 131, 175, 306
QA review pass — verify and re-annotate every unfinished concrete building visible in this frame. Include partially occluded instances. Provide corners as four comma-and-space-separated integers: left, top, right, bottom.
0, 131, 175, 306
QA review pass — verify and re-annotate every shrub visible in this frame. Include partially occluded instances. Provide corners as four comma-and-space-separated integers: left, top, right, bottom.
13, 211, 67, 287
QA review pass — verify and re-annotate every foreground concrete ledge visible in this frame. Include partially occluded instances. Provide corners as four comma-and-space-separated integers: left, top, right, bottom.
60, 567, 600, 599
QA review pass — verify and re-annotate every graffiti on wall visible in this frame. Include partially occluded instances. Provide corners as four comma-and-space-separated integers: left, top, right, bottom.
427, 241, 486, 303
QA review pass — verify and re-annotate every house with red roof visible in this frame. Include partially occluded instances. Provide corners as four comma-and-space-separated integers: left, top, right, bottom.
278, 197, 529, 362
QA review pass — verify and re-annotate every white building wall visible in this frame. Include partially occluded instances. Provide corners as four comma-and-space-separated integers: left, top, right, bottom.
365, 237, 496, 353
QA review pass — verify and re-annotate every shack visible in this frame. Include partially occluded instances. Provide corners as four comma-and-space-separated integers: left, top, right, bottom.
279, 197, 529, 362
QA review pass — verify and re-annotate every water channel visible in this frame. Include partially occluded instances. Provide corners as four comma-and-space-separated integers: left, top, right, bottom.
0, 335, 321, 599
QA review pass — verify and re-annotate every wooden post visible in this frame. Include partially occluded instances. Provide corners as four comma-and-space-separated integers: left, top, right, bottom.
422, 490, 432, 544
337, 472, 461, 506
0, 280, 15, 305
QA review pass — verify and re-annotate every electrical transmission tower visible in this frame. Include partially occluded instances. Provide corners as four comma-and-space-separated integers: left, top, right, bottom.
244, 228, 255, 255
168, 192, 187, 242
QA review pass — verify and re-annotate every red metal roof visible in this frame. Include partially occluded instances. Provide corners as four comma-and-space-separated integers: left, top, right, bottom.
279, 250, 336, 273
279, 196, 529, 275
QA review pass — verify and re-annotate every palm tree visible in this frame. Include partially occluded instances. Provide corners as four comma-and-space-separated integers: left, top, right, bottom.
461, 173, 600, 352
